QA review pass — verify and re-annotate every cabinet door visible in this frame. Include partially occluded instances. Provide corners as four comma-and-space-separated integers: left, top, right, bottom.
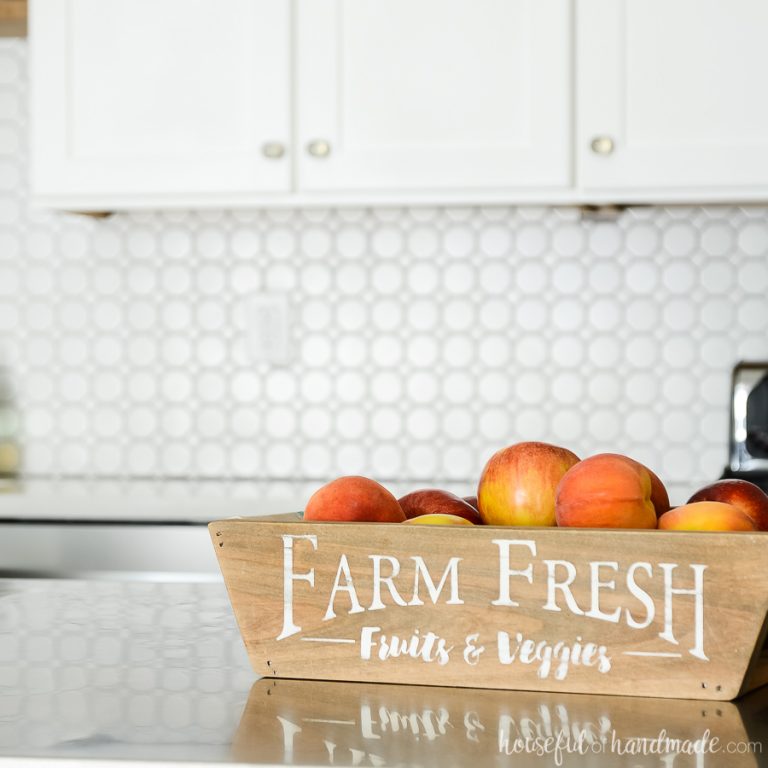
578, 0, 768, 196
31, 0, 291, 206
296, 0, 571, 194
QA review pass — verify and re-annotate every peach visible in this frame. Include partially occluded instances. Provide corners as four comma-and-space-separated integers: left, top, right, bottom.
658, 501, 757, 532
478, 441, 580, 526
586, 453, 669, 517
404, 513, 474, 526
304, 476, 405, 523
687, 479, 768, 531
399, 489, 482, 524
646, 465, 671, 517
555, 453, 658, 529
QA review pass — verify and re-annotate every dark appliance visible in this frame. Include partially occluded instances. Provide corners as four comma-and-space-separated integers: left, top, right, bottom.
722, 361, 768, 492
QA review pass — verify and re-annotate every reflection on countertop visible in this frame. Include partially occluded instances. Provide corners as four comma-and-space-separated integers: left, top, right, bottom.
0, 578, 251, 764
1, 578, 766, 767
236, 678, 768, 768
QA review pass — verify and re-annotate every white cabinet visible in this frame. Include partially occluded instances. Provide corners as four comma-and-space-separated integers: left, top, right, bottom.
30, 0, 768, 208
30, 0, 571, 208
31, 0, 292, 207
296, 0, 571, 194
577, 0, 768, 200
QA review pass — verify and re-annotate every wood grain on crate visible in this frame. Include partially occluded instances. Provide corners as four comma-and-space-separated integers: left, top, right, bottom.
213, 514, 768, 701
0, 0, 26, 37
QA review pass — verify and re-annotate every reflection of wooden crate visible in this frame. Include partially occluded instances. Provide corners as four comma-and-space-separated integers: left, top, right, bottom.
233, 678, 768, 768
212, 514, 768, 700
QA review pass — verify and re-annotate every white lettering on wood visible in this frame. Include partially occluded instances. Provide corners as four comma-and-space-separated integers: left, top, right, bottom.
625, 562, 655, 629
277, 534, 317, 640
658, 563, 708, 660
492, 539, 536, 607
276, 532, 711, 668
408, 556, 464, 607
497, 631, 612, 679
585, 561, 621, 623
542, 560, 584, 615
368, 555, 408, 611
324, 554, 364, 621
360, 626, 453, 665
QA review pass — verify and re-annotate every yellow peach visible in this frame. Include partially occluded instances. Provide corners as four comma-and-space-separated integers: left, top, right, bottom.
404, 513, 475, 526
658, 501, 757, 532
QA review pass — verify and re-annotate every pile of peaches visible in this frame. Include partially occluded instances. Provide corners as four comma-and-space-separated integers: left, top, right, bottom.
304, 441, 768, 532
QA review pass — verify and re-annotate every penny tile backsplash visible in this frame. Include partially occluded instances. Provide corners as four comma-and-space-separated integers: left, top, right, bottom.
1, 41, 767, 502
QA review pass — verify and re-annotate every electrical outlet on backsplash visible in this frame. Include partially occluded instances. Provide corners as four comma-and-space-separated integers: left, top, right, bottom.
244, 294, 292, 365
0, 40, 766, 502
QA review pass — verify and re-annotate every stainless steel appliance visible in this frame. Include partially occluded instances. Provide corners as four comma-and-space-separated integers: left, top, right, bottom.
723, 361, 768, 491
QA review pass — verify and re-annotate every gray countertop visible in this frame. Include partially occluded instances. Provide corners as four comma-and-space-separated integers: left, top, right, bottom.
0, 578, 251, 766
0, 479, 310, 522
2, 578, 768, 767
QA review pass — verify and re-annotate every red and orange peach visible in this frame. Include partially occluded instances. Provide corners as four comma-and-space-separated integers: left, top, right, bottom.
687, 479, 768, 531
304, 476, 405, 523
399, 489, 482, 524
555, 453, 660, 529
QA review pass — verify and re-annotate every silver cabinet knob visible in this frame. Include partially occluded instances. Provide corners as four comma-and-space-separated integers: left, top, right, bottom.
590, 136, 615, 155
307, 139, 332, 158
262, 142, 286, 159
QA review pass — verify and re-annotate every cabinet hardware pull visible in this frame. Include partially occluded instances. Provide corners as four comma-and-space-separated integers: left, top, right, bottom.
262, 142, 286, 159
590, 136, 615, 155
307, 139, 332, 159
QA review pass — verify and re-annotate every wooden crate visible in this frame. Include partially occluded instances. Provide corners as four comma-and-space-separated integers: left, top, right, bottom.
211, 514, 768, 701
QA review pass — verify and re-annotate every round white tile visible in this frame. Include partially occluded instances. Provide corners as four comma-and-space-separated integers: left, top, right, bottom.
372, 299, 402, 332
408, 227, 438, 258
479, 261, 511, 295
625, 261, 659, 294
515, 224, 548, 257
336, 263, 367, 294
443, 226, 474, 258
477, 335, 511, 368
662, 223, 696, 257
478, 226, 511, 257
515, 262, 547, 294
407, 263, 440, 295
701, 223, 733, 257
407, 336, 439, 367
588, 223, 622, 257
265, 228, 296, 259
371, 227, 403, 258
625, 223, 659, 257
336, 226, 367, 259
478, 299, 511, 331
371, 371, 402, 403
738, 222, 768, 256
